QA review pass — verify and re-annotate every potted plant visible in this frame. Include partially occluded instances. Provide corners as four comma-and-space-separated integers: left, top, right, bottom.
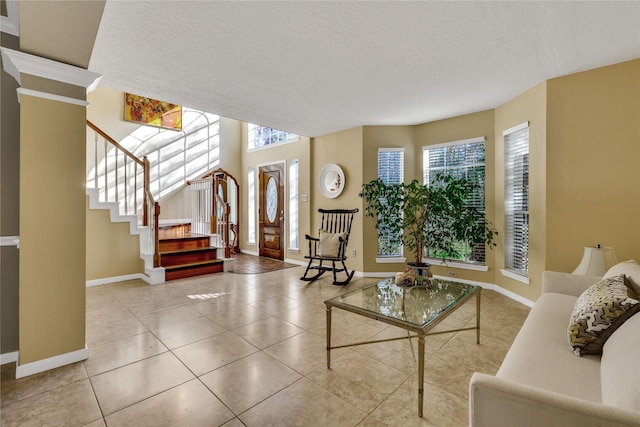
359, 173, 497, 276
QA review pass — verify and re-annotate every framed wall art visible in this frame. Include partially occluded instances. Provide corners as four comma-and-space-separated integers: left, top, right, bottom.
124, 93, 182, 130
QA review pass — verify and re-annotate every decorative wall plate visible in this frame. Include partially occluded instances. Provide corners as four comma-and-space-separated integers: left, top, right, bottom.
319, 164, 345, 198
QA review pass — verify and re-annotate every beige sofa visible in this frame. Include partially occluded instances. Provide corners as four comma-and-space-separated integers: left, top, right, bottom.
469, 270, 640, 427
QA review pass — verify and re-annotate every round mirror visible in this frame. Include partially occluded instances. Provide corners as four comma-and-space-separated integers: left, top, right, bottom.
319, 164, 345, 199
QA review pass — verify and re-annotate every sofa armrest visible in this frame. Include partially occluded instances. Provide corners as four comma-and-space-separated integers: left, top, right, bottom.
541, 271, 601, 297
469, 373, 640, 427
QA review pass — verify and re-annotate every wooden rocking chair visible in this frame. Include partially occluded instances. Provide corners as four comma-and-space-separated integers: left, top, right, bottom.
301, 208, 358, 285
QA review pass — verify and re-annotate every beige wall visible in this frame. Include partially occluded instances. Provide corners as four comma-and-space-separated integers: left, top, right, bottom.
546, 59, 640, 271
415, 110, 497, 283
311, 127, 364, 272
19, 1, 105, 68
86, 198, 144, 280
494, 82, 547, 301
360, 125, 415, 274
19, 93, 87, 364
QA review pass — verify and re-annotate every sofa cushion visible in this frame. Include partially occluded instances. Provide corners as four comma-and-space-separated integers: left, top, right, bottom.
601, 312, 640, 411
497, 293, 602, 402
318, 230, 345, 257
604, 259, 640, 296
568, 275, 640, 356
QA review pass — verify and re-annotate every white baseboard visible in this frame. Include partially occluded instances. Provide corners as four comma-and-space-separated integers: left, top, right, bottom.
1, 351, 19, 365
15, 347, 89, 379
86, 272, 158, 287
283, 258, 306, 267
431, 274, 535, 308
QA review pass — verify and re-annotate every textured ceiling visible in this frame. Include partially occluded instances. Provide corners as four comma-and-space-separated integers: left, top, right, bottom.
89, 1, 640, 137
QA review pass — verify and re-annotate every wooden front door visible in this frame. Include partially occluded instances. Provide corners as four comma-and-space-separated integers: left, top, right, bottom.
259, 164, 285, 260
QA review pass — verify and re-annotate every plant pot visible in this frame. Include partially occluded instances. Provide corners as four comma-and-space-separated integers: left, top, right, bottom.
407, 262, 432, 285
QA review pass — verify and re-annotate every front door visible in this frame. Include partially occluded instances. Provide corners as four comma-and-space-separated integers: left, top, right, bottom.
259, 164, 285, 260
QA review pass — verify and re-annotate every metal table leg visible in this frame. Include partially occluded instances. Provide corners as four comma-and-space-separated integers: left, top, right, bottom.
476, 291, 481, 344
418, 334, 425, 417
326, 303, 332, 368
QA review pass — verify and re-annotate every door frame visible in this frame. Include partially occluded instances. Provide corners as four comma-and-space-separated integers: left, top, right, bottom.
257, 160, 287, 259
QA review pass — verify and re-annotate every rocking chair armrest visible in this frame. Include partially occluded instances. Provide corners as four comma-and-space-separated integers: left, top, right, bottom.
304, 234, 320, 242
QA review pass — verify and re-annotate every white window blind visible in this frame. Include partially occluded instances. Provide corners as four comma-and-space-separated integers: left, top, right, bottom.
247, 167, 256, 244
377, 148, 404, 257
504, 123, 529, 277
289, 159, 299, 250
423, 137, 486, 262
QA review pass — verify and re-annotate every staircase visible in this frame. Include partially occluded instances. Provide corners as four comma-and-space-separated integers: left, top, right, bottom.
159, 225, 225, 280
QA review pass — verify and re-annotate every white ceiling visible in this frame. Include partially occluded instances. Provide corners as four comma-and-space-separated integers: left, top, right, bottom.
89, 1, 640, 138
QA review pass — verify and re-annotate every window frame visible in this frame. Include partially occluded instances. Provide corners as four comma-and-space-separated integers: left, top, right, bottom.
376, 148, 405, 261
248, 123, 298, 151
501, 122, 530, 283
422, 137, 488, 267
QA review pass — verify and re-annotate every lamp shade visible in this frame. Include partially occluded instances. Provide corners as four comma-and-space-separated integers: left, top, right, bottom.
572, 246, 618, 276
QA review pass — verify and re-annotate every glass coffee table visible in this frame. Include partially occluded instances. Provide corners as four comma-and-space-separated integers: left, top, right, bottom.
324, 277, 481, 417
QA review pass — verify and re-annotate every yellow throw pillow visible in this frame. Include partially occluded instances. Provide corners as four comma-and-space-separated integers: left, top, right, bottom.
318, 230, 345, 257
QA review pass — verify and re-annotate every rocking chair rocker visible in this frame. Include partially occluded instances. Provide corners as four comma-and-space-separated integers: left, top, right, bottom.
301, 208, 358, 285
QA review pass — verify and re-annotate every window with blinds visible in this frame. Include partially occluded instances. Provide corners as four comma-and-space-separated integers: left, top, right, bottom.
377, 148, 404, 257
504, 123, 530, 277
289, 159, 299, 250
423, 137, 486, 262
247, 167, 256, 244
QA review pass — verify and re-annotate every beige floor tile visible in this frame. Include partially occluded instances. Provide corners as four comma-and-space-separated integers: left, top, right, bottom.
0, 379, 101, 427
239, 378, 366, 427
350, 326, 452, 375
249, 295, 302, 315
83, 419, 107, 427
189, 294, 247, 316
308, 314, 387, 347
0, 361, 87, 407
136, 305, 202, 330
90, 352, 194, 415
306, 351, 410, 412
172, 332, 259, 376
0, 265, 530, 426
104, 379, 235, 427
86, 314, 148, 348
84, 332, 168, 377
360, 376, 469, 426
200, 351, 302, 414
275, 301, 328, 330
207, 304, 271, 329
231, 317, 305, 349
152, 316, 226, 349
263, 331, 351, 376
221, 418, 246, 427
124, 295, 185, 317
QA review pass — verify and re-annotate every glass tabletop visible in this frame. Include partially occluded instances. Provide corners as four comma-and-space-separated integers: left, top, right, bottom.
326, 278, 478, 329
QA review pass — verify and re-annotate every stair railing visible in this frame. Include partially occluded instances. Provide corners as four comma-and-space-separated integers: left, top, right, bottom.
87, 120, 160, 267
188, 176, 231, 258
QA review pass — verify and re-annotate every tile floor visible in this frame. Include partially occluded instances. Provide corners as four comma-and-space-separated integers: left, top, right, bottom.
0, 266, 530, 426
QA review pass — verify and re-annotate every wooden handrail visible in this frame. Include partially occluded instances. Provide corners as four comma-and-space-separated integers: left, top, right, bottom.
87, 120, 144, 166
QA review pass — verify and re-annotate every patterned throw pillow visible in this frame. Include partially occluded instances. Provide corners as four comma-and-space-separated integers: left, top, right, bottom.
568, 275, 640, 356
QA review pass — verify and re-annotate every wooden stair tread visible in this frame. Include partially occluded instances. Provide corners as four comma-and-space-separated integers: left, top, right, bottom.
160, 247, 216, 256
163, 259, 224, 270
